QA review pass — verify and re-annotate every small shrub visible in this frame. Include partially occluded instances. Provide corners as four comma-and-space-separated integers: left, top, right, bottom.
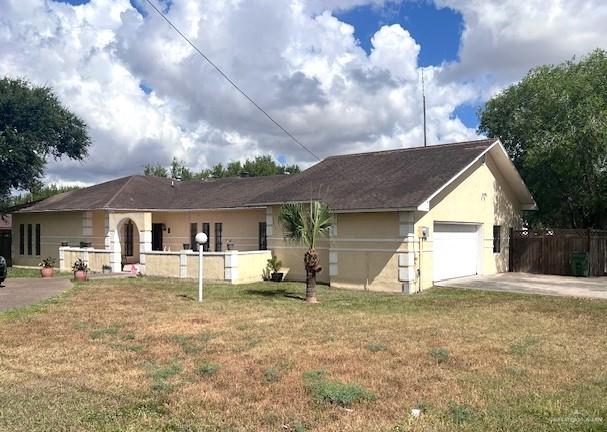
292, 419, 306, 432
90, 326, 119, 339
509, 336, 540, 356
196, 361, 219, 377
72, 321, 87, 330
263, 368, 281, 383
450, 403, 473, 424
367, 343, 387, 352
122, 332, 136, 341
151, 360, 182, 381
303, 370, 374, 407
429, 347, 450, 364
169, 334, 202, 354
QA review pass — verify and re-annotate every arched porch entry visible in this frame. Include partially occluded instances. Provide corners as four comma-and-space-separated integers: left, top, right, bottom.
116, 218, 140, 270
107, 212, 152, 273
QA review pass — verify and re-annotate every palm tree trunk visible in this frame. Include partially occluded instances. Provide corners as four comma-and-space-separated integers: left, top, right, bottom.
304, 248, 320, 303
305, 269, 318, 303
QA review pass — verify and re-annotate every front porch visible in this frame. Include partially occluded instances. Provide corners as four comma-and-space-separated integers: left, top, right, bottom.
59, 246, 272, 284
59, 208, 272, 284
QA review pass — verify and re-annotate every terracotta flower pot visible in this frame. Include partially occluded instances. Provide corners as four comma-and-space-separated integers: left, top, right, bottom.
74, 270, 88, 282
40, 267, 54, 278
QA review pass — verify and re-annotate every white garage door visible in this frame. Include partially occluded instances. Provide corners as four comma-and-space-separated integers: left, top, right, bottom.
433, 223, 480, 281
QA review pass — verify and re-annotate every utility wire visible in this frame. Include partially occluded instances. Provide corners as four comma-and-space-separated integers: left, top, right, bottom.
142, 0, 400, 212
143, 0, 321, 162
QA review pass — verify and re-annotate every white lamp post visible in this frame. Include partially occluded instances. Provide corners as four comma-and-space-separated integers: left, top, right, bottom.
195, 232, 208, 302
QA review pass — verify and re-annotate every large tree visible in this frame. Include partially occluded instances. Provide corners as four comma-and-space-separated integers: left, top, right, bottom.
479, 50, 607, 229
279, 201, 333, 304
0, 78, 90, 205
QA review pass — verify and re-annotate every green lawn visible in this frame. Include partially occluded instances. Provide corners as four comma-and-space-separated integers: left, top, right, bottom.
0, 278, 606, 431
7, 267, 71, 278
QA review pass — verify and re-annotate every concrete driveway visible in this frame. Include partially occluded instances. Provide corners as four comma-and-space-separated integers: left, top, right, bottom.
0, 277, 72, 312
436, 272, 607, 299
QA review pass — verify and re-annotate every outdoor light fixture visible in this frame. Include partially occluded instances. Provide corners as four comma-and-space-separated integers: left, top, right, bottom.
195, 232, 208, 302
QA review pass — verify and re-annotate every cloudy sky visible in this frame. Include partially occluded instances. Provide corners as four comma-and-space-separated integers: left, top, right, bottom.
1, 0, 606, 185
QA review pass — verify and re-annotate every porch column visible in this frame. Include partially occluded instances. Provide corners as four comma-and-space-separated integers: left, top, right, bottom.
398, 211, 417, 294
138, 212, 152, 274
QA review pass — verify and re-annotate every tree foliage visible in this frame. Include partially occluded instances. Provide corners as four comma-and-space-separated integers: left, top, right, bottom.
4, 184, 80, 209
479, 49, 607, 228
143, 155, 300, 180
279, 201, 333, 303
0, 78, 90, 202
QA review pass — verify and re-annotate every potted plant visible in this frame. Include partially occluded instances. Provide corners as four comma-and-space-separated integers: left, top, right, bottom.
101, 264, 112, 274
267, 255, 283, 282
72, 258, 89, 282
39, 257, 56, 278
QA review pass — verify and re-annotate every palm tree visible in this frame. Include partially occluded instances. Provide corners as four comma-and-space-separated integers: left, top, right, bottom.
279, 201, 333, 303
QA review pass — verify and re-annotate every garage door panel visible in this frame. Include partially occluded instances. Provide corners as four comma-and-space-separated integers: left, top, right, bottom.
433, 224, 480, 281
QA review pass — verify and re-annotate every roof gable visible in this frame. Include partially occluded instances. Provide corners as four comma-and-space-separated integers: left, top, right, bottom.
249, 139, 500, 210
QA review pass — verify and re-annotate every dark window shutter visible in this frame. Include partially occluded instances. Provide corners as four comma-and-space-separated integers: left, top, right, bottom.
214, 223, 222, 252
27, 224, 32, 256
259, 222, 267, 250
202, 223, 210, 251
35, 224, 41, 256
190, 223, 198, 251
19, 224, 25, 255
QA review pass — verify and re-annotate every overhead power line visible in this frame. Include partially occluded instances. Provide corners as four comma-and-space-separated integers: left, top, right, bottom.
143, 0, 321, 162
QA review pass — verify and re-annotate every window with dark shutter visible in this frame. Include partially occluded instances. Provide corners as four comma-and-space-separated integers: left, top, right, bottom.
190, 223, 198, 251
27, 224, 32, 256
259, 222, 267, 250
214, 223, 222, 252
35, 224, 41, 256
19, 224, 25, 255
493, 225, 501, 253
202, 223, 210, 251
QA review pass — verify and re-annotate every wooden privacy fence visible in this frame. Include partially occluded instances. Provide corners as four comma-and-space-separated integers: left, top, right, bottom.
510, 229, 607, 276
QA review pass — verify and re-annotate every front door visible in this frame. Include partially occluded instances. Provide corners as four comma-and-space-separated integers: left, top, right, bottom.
152, 223, 163, 251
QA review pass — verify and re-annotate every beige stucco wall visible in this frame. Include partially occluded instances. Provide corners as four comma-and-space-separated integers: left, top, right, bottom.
60, 248, 111, 272
414, 153, 523, 290
185, 253, 225, 281
268, 206, 408, 292
11, 211, 85, 267
152, 209, 265, 252
91, 211, 107, 249
234, 251, 272, 283
267, 205, 330, 285
329, 212, 406, 293
144, 253, 181, 278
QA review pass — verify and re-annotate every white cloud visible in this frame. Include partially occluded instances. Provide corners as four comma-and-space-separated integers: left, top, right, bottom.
437, 0, 607, 84
1, 0, 604, 186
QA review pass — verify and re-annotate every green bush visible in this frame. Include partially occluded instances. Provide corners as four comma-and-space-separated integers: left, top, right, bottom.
367, 343, 387, 352
450, 403, 473, 424
263, 368, 281, 383
303, 370, 374, 407
428, 347, 450, 364
196, 361, 219, 377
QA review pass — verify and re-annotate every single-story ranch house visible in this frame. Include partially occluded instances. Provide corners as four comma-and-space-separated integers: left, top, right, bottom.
11, 139, 536, 292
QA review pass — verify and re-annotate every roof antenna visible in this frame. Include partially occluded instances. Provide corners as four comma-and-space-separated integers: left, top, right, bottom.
422, 68, 427, 147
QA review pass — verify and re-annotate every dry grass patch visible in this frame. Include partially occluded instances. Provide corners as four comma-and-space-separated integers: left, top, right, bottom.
0, 277, 606, 431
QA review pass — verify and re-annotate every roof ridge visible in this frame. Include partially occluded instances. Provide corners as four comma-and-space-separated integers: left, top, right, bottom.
104, 176, 135, 209
322, 138, 496, 161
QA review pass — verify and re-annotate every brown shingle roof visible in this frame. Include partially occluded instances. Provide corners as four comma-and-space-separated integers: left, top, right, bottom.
249, 139, 497, 210
16, 139, 499, 213
16, 174, 289, 212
